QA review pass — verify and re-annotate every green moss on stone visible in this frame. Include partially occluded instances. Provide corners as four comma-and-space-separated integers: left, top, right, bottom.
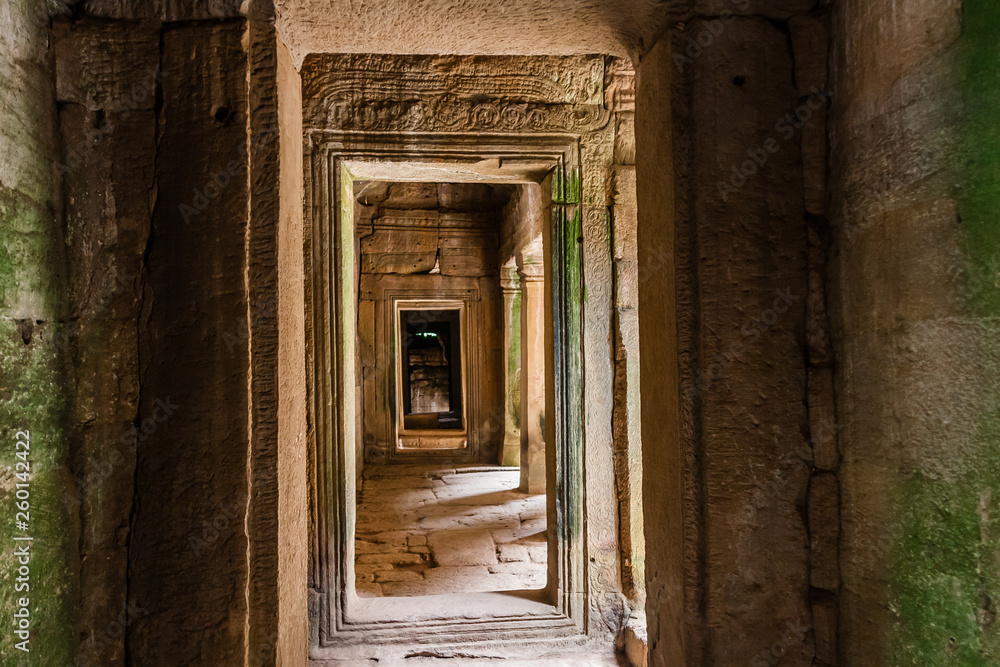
508, 292, 521, 429
885, 5, 1000, 664
0, 321, 76, 665
0, 3, 76, 660
957, 0, 1000, 319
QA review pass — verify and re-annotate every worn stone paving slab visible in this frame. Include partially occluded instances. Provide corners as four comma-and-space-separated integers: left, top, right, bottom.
355, 464, 547, 596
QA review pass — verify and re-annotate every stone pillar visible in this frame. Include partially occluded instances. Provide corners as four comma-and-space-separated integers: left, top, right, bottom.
518, 259, 546, 493
635, 33, 686, 667
500, 264, 522, 466
612, 164, 646, 604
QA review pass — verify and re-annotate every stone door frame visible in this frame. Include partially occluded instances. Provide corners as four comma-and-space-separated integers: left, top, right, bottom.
304, 130, 597, 655
389, 293, 476, 458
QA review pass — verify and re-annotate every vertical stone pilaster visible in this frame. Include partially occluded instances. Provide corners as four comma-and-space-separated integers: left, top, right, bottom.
611, 164, 645, 603
518, 258, 546, 494
500, 264, 522, 467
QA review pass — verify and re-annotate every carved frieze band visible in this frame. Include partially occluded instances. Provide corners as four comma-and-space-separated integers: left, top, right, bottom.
302, 54, 613, 134
308, 95, 611, 134
303, 54, 605, 105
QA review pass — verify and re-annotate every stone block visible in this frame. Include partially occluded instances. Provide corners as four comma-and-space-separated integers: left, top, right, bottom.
802, 105, 828, 216
361, 228, 438, 274
605, 58, 635, 111
812, 597, 838, 665
423, 566, 498, 592
438, 183, 507, 211
52, 19, 160, 111
497, 543, 529, 563
612, 166, 638, 208
126, 21, 251, 665
487, 561, 542, 577
428, 529, 498, 566
615, 111, 636, 165
615, 260, 639, 309
357, 552, 426, 566
694, 0, 817, 19
619, 611, 648, 667
375, 570, 424, 583
355, 540, 401, 555
379, 581, 428, 596
809, 473, 840, 592
384, 182, 438, 209
807, 223, 834, 365
81, 0, 242, 21
527, 544, 547, 563
686, 17, 813, 664
808, 367, 839, 470
439, 247, 495, 276
789, 14, 830, 96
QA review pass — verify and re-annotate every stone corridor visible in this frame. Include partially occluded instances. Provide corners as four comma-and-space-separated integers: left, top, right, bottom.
355, 465, 547, 597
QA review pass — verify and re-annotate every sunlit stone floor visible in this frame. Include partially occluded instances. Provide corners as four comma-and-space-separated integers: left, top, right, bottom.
355, 464, 547, 597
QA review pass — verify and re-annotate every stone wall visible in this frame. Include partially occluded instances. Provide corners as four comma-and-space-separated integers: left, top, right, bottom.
638, 3, 835, 665
43, 2, 283, 664
830, 0, 1000, 663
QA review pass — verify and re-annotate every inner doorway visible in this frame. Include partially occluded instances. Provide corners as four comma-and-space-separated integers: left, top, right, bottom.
353, 180, 550, 597
399, 307, 463, 434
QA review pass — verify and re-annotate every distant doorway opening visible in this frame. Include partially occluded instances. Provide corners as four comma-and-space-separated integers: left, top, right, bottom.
397, 304, 466, 447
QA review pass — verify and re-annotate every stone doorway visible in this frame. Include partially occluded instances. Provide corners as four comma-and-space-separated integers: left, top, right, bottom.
352, 178, 552, 598
301, 54, 643, 661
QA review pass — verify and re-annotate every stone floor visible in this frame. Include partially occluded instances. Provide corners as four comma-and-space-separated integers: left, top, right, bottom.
355, 464, 547, 597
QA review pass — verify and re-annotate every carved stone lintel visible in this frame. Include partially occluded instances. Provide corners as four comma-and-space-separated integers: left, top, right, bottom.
303, 54, 606, 106
302, 54, 613, 134
309, 95, 611, 134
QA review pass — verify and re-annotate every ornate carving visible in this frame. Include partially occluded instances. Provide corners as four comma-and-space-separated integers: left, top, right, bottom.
581, 132, 616, 205
604, 57, 635, 112
302, 54, 612, 134
311, 94, 610, 134
303, 54, 605, 106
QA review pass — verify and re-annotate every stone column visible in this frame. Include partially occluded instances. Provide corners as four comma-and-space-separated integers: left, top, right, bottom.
500, 264, 522, 466
519, 259, 546, 493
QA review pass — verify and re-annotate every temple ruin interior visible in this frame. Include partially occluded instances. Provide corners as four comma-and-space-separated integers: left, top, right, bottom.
1, 0, 999, 665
